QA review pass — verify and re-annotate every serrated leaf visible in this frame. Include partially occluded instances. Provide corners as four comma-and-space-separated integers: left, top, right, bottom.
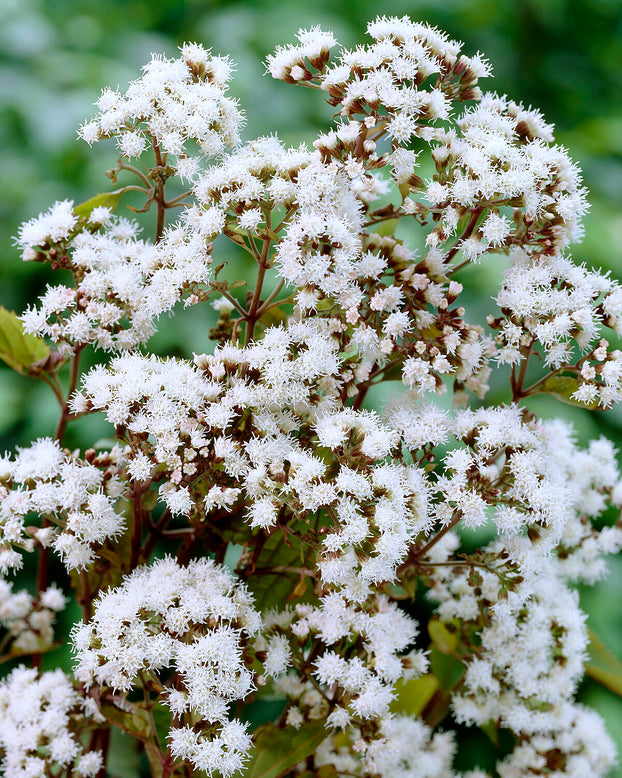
390, 673, 439, 717
100, 699, 163, 778
0, 307, 50, 375
99, 699, 152, 741
541, 375, 600, 410
428, 619, 458, 655
74, 190, 125, 219
243, 722, 328, 778
585, 627, 622, 696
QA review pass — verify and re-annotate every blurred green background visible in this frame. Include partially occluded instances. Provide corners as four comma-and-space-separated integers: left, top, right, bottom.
1, 0, 622, 772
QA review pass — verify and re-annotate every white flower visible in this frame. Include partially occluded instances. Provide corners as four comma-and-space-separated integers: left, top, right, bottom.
481, 212, 511, 246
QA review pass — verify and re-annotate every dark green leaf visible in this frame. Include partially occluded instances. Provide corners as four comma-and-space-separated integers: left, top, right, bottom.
244, 722, 328, 778
151, 703, 172, 752
99, 699, 163, 778
480, 719, 500, 747
381, 363, 403, 382
107, 727, 141, 778
99, 699, 152, 741
429, 645, 465, 691
246, 528, 309, 612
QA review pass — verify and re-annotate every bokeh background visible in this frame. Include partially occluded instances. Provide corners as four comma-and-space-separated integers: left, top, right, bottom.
1, 0, 622, 772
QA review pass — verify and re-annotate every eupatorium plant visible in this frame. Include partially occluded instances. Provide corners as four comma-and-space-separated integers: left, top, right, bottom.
1, 15, 622, 777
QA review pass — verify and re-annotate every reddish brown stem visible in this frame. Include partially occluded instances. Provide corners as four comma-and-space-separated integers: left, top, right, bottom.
152, 137, 167, 243
446, 207, 484, 271
130, 484, 145, 570
244, 240, 270, 346
54, 347, 83, 443
398, 513, 463, 577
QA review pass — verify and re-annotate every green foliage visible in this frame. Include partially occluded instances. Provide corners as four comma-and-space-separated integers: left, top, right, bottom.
99, 698, 164, 777
240, 722, 328, 778
0, 306, 49, 375
73, 189, 125, 219
586, 627, 622, 698
541, 375, 601, 410
390, 674, 439, 718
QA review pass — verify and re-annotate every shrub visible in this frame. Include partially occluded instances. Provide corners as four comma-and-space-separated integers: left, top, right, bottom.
1, 16, 621, 778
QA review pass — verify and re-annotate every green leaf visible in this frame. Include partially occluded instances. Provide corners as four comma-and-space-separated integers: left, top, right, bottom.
585, 627, 622, 697
371, 218, 398, 236
74, 189, 125, 219
429, 645, 465, 691
381, 363, 403, 382
99, 698, 163, 778
480, 719, 500, 747
390, 673, 439, 718
541, 375, 600, 410
218, 516, 253, 547
244, 722, 328, 778
94, 437, 120, 450
246, 529, 308, 612
0, 307, 50, 375
297, 768, 338, 778
99, 699, 152, 741
151, 702, 172, 752
428, 618, 458, 655
107, 727, 141, 778
260, 306, 288, 329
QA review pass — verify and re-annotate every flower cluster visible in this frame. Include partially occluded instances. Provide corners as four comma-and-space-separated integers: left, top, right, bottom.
0, 577, 65, 654
78, 43, 242, 171
0, 666, 102, 777
17, 206, 212, 355
0, 438, 125, 570
73, 557, 266, 777
1, 15, 621, 778
315, 714, 457, 777
492, 248, 622, 406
